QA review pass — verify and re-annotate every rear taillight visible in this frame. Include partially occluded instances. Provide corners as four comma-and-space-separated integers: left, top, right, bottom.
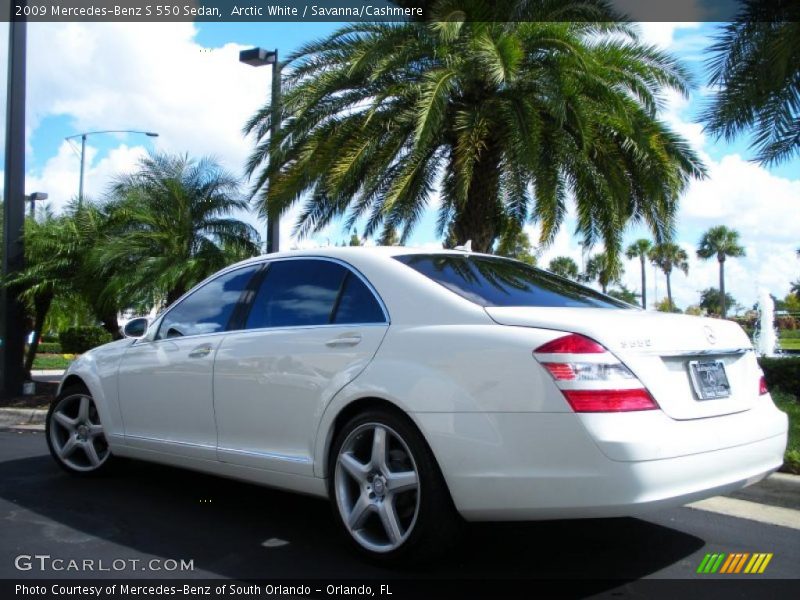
535, 333, 605, 354
562, 389, 658, 412
759, 376, 769, 396
534, 333, 658, 413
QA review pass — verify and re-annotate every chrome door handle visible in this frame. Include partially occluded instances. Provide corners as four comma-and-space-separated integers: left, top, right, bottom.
188, 344, 212, 358
325, 335, 362, 347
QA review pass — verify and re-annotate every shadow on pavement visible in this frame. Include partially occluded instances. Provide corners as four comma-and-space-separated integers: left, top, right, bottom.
0, 449, 705, 587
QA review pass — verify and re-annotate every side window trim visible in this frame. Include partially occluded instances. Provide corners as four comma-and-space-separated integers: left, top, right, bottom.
154, 263, 263, 341
237, 256, 390, 332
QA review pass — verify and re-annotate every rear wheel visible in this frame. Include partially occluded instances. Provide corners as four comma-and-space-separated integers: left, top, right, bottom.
46, 386, 114, 476
329, 409, 459, 563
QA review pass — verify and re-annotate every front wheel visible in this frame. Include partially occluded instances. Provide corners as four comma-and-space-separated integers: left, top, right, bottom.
46, 386, 114, 476
329, 409, 459, 564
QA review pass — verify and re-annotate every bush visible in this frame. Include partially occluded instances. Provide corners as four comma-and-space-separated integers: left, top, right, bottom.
36, 342, 63, 354
759, 357, 800, 397
781, 330, 800, 339
58, 326, 113, 354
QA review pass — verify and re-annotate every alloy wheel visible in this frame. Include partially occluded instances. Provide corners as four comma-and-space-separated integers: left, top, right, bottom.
49, 393, 110, 472
334, 422, 421, 553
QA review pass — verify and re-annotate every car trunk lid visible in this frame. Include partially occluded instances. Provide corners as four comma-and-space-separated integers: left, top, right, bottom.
486, 307, 760, 420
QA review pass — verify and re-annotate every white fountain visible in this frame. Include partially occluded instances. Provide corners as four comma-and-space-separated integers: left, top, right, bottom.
754, 289, 779, 357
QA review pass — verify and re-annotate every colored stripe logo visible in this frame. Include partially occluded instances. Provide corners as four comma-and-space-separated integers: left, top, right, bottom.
696, 552, 773, 574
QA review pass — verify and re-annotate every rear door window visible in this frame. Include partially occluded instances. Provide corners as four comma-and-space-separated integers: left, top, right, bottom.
245, 259, 345, 329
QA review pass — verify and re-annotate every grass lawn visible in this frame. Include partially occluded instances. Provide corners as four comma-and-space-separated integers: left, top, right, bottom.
772, 390, 800, 474
779, 338, 800, 351
32, 353, 75, 370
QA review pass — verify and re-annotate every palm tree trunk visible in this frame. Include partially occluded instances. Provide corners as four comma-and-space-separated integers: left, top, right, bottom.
24, 292, 53, 381
666, 271, 673, 310
450, 144, 502, 253
100, 312, 121, 339
639, 255, 647, 309
166, 286, 186, 308
719, 257, 726, 317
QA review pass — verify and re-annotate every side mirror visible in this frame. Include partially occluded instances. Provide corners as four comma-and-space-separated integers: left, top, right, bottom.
122, 317, 149, 339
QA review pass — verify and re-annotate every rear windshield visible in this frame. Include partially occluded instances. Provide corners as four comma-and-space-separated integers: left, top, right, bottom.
395, 254, 630, 309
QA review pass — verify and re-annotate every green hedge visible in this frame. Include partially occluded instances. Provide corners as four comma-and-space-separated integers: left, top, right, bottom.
759, 357, 800, 398
58, 326, 113, 354
781, 330, 800, 339
36, 342, 63, 354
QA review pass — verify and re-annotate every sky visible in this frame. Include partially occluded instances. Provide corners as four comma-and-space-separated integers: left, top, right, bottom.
1, 20, 798, 311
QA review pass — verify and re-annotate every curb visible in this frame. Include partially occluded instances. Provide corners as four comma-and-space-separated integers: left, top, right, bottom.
0, 407, 47, 431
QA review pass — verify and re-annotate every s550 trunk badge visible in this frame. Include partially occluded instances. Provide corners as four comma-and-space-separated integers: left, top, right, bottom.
619, 338, 651, 349
704, 326, 717, 344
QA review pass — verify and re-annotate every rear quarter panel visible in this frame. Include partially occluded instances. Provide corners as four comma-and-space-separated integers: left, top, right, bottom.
313, 323, 570, 477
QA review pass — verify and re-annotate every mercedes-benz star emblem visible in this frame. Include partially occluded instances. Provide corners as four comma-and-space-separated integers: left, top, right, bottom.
704, 326, 717, 344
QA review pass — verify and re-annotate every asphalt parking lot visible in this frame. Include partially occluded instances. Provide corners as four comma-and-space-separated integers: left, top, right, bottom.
1, 430, 798, 596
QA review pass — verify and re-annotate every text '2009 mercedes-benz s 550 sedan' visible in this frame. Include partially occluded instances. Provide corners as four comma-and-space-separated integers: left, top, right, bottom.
46, 247, 788, 563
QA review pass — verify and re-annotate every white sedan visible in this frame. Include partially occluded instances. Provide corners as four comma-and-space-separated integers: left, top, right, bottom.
46, 247, 788, 562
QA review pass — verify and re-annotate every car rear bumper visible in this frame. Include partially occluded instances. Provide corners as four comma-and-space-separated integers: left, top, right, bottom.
413, 402, 788, 521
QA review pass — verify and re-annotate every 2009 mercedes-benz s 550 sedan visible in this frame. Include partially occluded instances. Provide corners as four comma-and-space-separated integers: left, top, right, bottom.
47, 247, 788, 562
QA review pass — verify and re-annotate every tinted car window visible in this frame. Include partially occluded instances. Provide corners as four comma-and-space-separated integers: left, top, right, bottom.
246, 259, 347, 329
333, 273, 385, 324
395, 254, 629, 309
157, 265, 260, 339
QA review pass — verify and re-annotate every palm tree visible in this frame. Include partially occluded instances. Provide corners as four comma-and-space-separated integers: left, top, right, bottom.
580, 252, 623, 294
547, 256, 580, 281
649, 242, 689, 311
244, 6, 704, 259
625, 239, 654, 309
100, 154, 261, 307
696, 226, 745, 318
495, 221, 536, 265
701, 1, 800, 165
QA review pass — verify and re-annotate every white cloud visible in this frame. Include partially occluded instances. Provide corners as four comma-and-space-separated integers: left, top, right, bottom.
25, 141, 148, 211
22, 22, 270, 222
636, 22, 701, 49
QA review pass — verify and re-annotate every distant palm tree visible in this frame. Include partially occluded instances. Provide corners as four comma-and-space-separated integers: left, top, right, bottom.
580, 252, 623, 294
625, 239, 654, 309
649, 242, 689, 311
495, 222, 536, 265
244, 6, 704, 258
101, 154, 261, 307
697, 226, 745, 318
547, 256, 580, 281
701, 1, 800, 165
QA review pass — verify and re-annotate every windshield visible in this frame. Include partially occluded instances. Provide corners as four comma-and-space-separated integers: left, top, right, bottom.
395, 254, 631, 309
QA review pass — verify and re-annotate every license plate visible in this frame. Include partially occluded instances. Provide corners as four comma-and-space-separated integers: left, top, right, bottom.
688, 360, 731, 400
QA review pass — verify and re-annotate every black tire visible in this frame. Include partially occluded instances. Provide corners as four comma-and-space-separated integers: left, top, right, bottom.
328, 408, 461, 565
46, 384, 115, 477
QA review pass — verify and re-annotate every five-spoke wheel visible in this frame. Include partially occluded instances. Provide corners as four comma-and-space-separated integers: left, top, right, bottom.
329, 409, 459, 563
46, 387, 112, 474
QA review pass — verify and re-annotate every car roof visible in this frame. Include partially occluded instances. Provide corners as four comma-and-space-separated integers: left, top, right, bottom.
229, 245, 494, 269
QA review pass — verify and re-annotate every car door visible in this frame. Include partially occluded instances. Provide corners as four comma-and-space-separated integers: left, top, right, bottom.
213, 258, 389, 476
117, 264, 262, 459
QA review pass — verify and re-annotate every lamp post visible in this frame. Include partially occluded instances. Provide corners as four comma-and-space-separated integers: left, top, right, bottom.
240, 46, 281, 254
1, 12, 27, 398
65, 130, 159, 205
27, 192, 48, 219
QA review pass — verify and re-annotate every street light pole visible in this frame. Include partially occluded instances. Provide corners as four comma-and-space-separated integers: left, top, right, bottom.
66, 130, 159, 205
1, 13, 27, 398
27, 192, 48, 219
79, 134, 87, 203
240, 46, 281, 254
